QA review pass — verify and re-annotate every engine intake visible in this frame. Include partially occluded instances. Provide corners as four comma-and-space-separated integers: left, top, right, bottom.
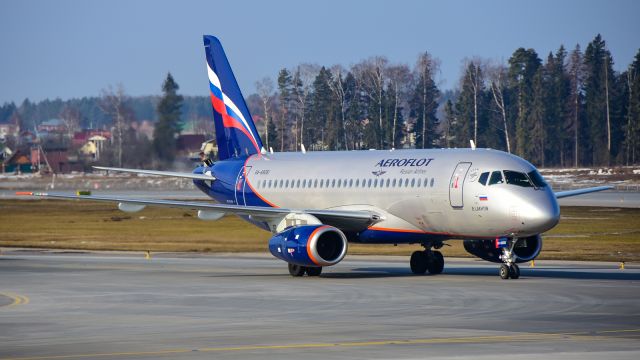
463, 235, 543, 263
268, 225, 348, 267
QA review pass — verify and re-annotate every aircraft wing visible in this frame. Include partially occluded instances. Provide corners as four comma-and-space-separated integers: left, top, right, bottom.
21, 192, 381, 231
93, 166, 216, 181
554, 185, 613, 199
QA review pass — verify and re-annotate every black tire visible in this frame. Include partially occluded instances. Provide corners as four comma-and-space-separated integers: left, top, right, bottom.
306, 266, 322, 276
427, 251, 444, 275
509, 264, 520, 279
410, 251, 428, 274
288, 263, 306, 277
499, 264, 510, 279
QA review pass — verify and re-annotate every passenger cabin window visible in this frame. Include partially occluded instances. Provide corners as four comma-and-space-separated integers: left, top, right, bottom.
488, 171, 504, 185
478, 172, 489, 186
504, 170, 533, 187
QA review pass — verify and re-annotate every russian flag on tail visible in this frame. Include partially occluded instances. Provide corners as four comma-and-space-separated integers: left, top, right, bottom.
203, 35, 263, 160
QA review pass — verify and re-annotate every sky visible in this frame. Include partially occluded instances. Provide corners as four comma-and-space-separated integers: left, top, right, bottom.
1, 0, 638, 104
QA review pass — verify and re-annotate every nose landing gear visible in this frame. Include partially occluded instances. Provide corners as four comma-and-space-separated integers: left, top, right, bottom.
499, 238, 520, 279
410, 242, 445, 275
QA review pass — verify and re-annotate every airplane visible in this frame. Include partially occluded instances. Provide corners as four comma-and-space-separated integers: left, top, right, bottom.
22, 35, 612, 280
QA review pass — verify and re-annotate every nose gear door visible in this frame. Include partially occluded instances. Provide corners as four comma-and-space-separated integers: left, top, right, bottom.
449, 162, 471, 208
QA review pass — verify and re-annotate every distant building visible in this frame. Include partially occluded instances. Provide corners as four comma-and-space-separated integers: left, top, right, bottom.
29, 146, 83, 173
3, 150, 31, 173
73, 129, 112, 146
0, 122, 19, 140
37, 119, 66, 133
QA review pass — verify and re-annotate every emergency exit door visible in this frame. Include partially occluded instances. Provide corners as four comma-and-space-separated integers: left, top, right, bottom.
449, 162, 471, 208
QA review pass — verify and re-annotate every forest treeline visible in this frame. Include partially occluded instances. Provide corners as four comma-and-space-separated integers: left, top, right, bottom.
2, 34, 639, 167
253, 34, 640, 167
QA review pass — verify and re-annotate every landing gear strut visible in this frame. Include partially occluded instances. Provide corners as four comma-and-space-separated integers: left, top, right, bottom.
410, 243, 444, 275
288, 263, 322, 277
499, 238, 520, 280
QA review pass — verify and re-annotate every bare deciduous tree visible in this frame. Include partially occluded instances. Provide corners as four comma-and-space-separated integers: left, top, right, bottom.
386, 64, 411, 148
463, 58, 485, 145
487, 62, 511, 153
328, 65, 349, 150
354, 56, 388, 149
59, 105, 81, 144
99, 84, 129, 167
293, 64, 319, 150
255, 77, 274, 149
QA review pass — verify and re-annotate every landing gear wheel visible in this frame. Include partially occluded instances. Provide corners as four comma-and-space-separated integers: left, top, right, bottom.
427, 251, 444, 275
410, 251, 428, 274
509, 264, 520, 279
288, 263, 306, 277
306, 267, 322, 276
499, 264, 510, 279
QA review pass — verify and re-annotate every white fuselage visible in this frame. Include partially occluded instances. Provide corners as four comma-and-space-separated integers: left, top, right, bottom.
240, 148, 559, 239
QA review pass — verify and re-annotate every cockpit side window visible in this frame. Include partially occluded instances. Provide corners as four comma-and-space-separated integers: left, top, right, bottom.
528, 170, 548, 188
504, 170, 533, 187
478, 172, 489, 186
488, 171, 504, 185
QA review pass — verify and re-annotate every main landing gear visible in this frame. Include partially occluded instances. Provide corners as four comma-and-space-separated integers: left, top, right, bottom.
288, 263, 322, 277
499, 238, 520, 280
410, 243, 444, 275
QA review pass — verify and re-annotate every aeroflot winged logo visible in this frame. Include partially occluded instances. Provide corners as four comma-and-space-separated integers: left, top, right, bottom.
375, 158, 435, 167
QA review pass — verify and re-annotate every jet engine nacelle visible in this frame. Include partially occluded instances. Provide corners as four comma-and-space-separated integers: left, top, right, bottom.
463, 235, 543, 264
268, 225, 348, 267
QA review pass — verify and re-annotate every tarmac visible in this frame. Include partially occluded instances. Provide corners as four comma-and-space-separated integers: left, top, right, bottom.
1, 249, 639, 360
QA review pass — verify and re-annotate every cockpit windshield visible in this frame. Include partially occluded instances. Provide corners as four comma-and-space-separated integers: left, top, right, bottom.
503, 170, 533, 187
488, 171, 504, 185
528, 170, 548, 188
481, 170, 547, 188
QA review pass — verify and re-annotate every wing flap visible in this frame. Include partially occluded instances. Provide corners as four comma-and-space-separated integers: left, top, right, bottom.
23, 192, 381, 231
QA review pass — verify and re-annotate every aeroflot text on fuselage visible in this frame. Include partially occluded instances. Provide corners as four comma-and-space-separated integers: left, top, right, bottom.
374, 158, 435, 167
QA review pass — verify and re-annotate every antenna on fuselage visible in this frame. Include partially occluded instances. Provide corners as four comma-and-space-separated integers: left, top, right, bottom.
301, 144, 306, 154
470, 140, 476, 150
269, 147, 274, 154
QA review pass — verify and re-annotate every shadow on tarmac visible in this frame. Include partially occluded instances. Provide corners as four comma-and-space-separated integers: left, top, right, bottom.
319, 266, 640, 280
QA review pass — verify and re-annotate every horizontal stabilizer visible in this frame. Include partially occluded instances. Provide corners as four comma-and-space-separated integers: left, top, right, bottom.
93, 166, 215, 181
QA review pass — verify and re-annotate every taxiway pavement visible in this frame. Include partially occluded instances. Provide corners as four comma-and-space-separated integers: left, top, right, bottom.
1, 250, 639, 360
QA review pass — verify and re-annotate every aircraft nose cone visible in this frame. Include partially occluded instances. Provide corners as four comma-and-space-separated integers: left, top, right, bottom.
523, 194, 560, 233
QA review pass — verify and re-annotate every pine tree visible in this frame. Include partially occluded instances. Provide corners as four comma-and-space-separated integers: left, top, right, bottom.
544, 46, 571, 166
277, 69, 293, 151
153, 73, 183, 166
309, 67, 337, 150
508, 48, 541, 157
410, 53, 440, 149
567, 44, 585, 167
625, 50, 640, 163
584, 34, 614, 165
442, 99, 456, 148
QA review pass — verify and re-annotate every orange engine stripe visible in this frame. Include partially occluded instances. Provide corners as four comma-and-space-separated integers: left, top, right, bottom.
306, 225, 331, 266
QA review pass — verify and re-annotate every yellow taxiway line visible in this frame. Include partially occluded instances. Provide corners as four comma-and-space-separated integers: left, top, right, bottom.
2, 329, 639, 360
0, 293, 30, 308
